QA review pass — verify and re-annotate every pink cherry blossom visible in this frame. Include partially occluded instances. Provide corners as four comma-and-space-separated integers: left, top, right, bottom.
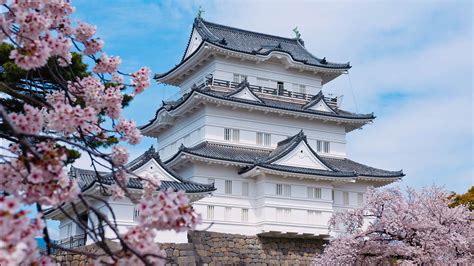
74, 21, 96, 42
115, 226, 166, 266
131, 67, 151, 95
93, 52, 121, 73
0, 195, 49, 265
44, 34, 72, 66
314, 186, 473, 265
44, 102, 100, 135
112, 146, 129, 166
16, 11, 50, 39
84, 38, 104, 55
136, 188, 201, 232
103, 86, 124, 119
9, 39, 52, 70
8, 104, 44, 134
0, 142, 80, 206
114, 118, 142, 144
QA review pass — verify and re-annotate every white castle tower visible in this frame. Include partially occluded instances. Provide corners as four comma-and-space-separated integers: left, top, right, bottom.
140, 17, 404, 238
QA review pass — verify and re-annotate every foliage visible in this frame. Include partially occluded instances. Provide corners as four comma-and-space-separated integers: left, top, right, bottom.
0, 1, 199, 265
449, 186, 474, 211
314, 186, 473, 265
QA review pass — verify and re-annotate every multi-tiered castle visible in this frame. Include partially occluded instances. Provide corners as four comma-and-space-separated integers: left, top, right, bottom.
46, 17, 404, 245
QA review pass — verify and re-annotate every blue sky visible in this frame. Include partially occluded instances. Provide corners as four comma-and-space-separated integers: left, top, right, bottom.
38, 0, 472, 240
69, 0, 472, 193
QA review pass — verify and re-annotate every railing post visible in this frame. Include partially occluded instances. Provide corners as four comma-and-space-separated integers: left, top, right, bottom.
70, 236, 73, 248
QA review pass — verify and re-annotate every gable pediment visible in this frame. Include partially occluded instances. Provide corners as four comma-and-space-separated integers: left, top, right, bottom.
183, 28, 203, 60
229, 87, 262, 102
272, 141, 331, 170
307, 99, 335, 113
133, 159, 178, 182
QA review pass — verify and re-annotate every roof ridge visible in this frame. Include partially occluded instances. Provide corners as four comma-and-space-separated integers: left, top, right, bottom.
200, 19, 299, 44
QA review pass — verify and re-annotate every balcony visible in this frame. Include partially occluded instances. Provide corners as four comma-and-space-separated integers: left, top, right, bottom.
57, 234, 86, 249
195, 77, 340, 107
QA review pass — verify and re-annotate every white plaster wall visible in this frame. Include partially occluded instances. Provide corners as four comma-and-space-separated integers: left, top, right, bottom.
212, 57, 323, 95
185, 162, 373, 236
204, 105, 347, 157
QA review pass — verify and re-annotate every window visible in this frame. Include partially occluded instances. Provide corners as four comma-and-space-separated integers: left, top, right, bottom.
343, 191, 349, 205
241, 208, 249, 222
225, 180, 232, 194
317, 140, 322, 152
256, 132, 271, 146
276, 184, 291, 197
293, 83, 306, 94
308, 187, 322, 199
233, 74, 247, 83
332, 190, 335, 201
276, 184, 283, 195
242, 182, 249, 196
207, 178, 215, 185
224, 128, 239, 142
358, 193, 364, 206
324, 141, 330, 153
207, 206, 214, 220
277, 81, 284, 94
307, 210, 322, 224
276, 208, 291, 220
224, 207, 232, 221
133, 207, 140, 221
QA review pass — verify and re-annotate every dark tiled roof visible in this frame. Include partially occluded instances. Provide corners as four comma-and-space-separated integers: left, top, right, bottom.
177, 142, 271, 164
169, 135, 404, 179
140, 84, 374, 131
71, 146, 215, 194
242, 164, 356, 177
193, 19, 350, 69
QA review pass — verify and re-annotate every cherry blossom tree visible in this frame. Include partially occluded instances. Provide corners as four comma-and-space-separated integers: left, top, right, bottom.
0, 1, 200, 265
314, 186, 473, 265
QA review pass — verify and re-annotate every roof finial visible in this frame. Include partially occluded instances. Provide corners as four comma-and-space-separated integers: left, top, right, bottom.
197, 6, 205, 19
292, 26, 301, 40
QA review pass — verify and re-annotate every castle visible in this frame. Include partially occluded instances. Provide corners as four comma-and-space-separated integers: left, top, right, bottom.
46, 17, 404, 245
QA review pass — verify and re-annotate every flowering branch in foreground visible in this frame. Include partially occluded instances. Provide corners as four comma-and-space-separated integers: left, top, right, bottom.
314, 186, 473, 265
0, 1, 200, 265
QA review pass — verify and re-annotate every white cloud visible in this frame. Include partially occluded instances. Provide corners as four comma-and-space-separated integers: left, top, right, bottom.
206, 0, 473, 192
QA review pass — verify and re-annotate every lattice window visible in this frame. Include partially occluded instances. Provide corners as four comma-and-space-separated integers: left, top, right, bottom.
241, 208, 249, 222
324, 141, 330, 153
276, 184, 283, 195
308, 187, 322, 199
207, 206, 214, 220
225, 180, 232, 194
133, 207, 140, 221
256, 132, 271, 146
317, 140, 322, 152
224, 128, 240, 142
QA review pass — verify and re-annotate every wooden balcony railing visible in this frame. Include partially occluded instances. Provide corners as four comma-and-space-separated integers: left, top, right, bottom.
57, 234, 86, 249
199, 77, 340, 106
